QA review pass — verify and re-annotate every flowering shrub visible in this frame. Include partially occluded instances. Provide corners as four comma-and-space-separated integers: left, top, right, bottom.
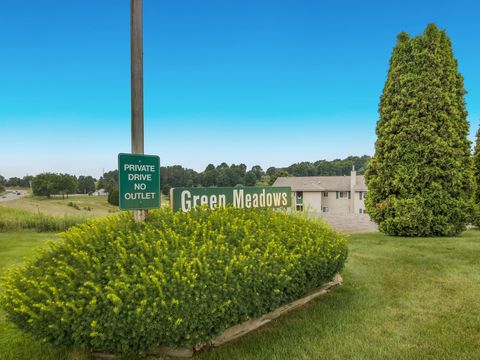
1, 207, 347, 356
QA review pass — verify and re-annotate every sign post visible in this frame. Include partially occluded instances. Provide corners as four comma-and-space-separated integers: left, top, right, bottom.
131, 0, 145, 222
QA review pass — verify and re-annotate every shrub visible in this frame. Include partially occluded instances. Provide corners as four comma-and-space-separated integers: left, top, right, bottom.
1, 207, 347, 356
0, 184, 5, 194
107, 187, 119, 206
365, 24, 474, 236
67, 202, 81, 210
0, 207, 86, 232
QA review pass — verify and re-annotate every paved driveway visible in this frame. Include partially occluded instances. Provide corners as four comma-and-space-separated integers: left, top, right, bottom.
0, 189, 28, 202
317, 213, 378, 233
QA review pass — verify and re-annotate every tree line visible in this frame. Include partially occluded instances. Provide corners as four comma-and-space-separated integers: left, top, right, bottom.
94, 155, 371, 196
0, 175, 33, 188
0, 155, 371, 198
0, 174, 97, 198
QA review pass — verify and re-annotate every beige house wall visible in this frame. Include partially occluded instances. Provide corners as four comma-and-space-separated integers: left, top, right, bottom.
321, 192, 349, 214
298, 191, 367, 215
286, 169, 368, 214
303, 192, 322, 212
357, 192, 366, 214
350, 170, 356, 213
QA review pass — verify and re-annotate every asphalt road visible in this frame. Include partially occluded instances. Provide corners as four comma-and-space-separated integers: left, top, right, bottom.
0, 189, 28, 202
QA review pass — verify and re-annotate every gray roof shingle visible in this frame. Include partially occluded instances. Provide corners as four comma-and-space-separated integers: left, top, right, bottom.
273, 175, 367, 192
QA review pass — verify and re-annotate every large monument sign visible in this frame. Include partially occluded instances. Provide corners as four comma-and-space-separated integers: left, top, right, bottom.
170, 186, 291, 212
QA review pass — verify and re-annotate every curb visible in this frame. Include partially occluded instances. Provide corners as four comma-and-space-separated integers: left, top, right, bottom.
92, 273, 343, 359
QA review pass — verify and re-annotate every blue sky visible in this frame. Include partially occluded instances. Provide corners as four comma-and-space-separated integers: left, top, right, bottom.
1, 0, 479, 178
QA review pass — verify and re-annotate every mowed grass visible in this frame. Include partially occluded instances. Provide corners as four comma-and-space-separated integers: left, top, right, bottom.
1, 194, 118, 217
0, 232, 88, 360
0, 231, 479, 359
1, 194, 170, 218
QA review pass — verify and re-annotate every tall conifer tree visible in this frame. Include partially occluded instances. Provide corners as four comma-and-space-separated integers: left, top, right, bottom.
473, 128, 480, 204
365, 24, 474, 236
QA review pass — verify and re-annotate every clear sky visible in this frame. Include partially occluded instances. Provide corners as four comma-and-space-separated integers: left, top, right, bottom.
1, 0, 479, 178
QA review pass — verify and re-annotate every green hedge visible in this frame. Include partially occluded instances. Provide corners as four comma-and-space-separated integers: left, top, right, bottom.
1, 207, 348, 356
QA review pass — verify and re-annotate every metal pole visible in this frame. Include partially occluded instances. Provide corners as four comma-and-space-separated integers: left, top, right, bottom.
131, 0, 146, 222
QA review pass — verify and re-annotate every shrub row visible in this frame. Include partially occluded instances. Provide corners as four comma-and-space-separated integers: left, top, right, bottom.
1, 207, 348, 356
0, 207, 86, 232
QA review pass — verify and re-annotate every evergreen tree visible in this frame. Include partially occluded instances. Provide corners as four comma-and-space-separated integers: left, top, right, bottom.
473, 127, 480, 203
365, 24, 474, 236
472, 126, 480, 225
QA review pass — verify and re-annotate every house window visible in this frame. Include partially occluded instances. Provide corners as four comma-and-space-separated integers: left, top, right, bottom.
359, 208, 363, 214
296, 191, 303, 211
296, 191, 303, 205
337, 191, 349, 199
323, 192, 328, 197
322, 207, 329, 213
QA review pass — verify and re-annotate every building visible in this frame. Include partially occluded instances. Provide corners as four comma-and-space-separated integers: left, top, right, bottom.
91, 189, 108, 196
273, 167, 367, 214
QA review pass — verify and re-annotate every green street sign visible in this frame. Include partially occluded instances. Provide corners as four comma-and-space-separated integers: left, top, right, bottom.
118, 153, 160, 210
170, 186, 291, 212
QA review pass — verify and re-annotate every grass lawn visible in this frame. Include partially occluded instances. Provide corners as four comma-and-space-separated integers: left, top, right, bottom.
0, 232, 88, 360
1, 194, 170, 218
0, 195, 118, 218
0, 231, 479, 360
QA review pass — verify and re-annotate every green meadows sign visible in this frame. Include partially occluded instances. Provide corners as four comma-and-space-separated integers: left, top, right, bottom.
118, 153, 160, 210
170, 186, 292, 212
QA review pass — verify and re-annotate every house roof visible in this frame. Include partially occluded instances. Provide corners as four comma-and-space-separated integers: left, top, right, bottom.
273, 175, 367, 192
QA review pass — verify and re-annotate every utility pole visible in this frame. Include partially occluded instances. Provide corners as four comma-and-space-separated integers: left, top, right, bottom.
131, 0, 146, 222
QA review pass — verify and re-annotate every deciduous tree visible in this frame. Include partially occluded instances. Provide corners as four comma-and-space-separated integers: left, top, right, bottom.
32, 173, 58, 198
77, 176, 96, 194
245, 171, 257, 186
97, 170, 118, 193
